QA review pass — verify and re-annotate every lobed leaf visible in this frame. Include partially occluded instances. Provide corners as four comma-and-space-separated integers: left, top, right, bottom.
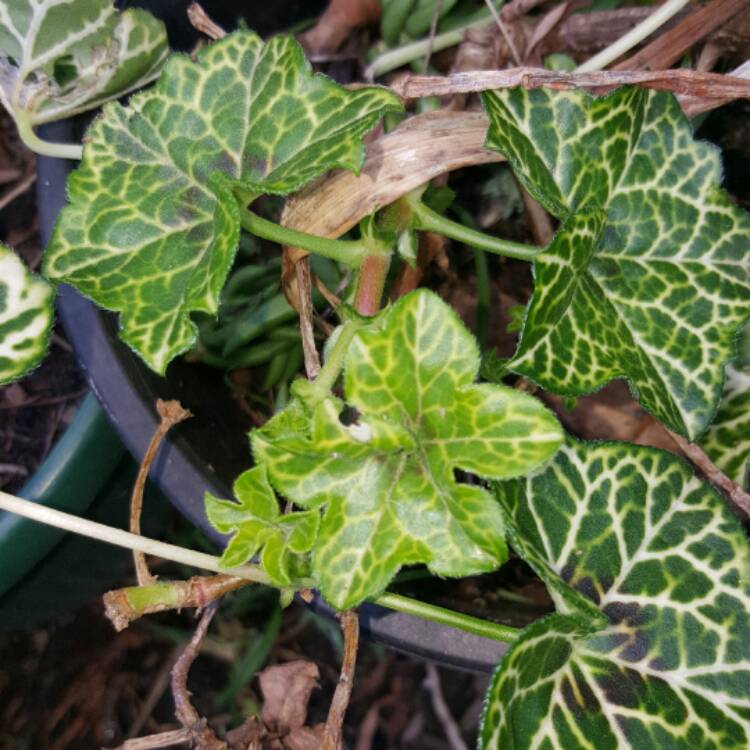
0, 243, 54, 384
43, 30, 402, 372
0, 0, 168, 125
252, 289, 563, 609
481, 439, 750, 749
206, 464, 319, 586
483, 86, 750, 439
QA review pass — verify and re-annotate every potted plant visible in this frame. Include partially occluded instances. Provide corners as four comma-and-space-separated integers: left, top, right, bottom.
2, 0, 750, 746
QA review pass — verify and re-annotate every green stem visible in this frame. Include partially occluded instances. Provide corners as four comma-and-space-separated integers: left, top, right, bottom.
239, 208, 368, 266
412, 200, 541, 261
306, 318, 364, 403
0, 490, 522, 644
374, 592, 519, 643
15, 114, 83, 160
365, 4, 500, 80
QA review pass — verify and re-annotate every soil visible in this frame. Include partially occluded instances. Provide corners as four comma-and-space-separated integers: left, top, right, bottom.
0, 551, 492, 750
0, 111, 86, 494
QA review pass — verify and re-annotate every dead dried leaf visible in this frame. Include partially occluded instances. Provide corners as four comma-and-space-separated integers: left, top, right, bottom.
260, 660, 320, 736
299, 0, 380, 55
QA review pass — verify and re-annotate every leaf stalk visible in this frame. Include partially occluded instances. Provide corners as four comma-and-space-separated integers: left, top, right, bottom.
304, 318, 364, 405
239, 208, 368, 266
14, 114, 83, 160
410, 198, 542, 261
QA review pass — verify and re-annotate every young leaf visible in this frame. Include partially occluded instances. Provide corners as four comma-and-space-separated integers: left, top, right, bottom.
482, 439, 750, 749
43, 30, 402, 372
0, 0, 168, 125
483, 86, 750, 439
253, 289, 563, 610
205, 464, 319, 586
0, 244, 54, 384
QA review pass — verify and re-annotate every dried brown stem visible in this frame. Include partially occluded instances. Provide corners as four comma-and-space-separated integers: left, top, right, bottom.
391, 67, 750, 101
171, 602, 227, 750
103, 574, 247, 631
127, 646, 183, 739
518, 184, 554, 245
187, 2, 226, 40
423, 0, 444, 72
485, 0, 522, 65
424, 664, 468, 750
667, 431, 750, 520
681, 60, 750, 116
613, 0, 750, 71
112, 728, 192, 750
0, 170, 35, 211
131, 399, 191, 586
501, 0, 551, 22
297, 256, 322, 380
322, 610, 360, 750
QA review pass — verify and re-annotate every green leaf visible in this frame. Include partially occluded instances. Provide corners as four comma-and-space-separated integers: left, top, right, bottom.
0, 0, 168, 126
482, 439, 750, 749
253, 289, 563, 609
43, 30, 402, 372
483, 86, 750, 439
701, 364, 750, 487
205, 464, 319, 586
0, 244, 54, 384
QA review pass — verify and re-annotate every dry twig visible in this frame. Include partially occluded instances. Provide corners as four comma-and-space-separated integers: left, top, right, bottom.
485, 0, 522, 65
127, 646, 183, 739
423, 0, 444, 72
391, 67, 750, 100
424, 664, 468, 750
681, 59, 750, 116
322, 610, 360, 750
0, 170, 35, 211
171, 603, 226, 750
131, 399, 191, 586
187, 2, 226, 40
113, 728, 192, 750
613, 0, 750, 72
668, 431, 750, 520
297, 257, 322, 380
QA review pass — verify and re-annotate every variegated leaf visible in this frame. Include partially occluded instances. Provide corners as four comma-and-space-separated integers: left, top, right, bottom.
206, 464, 319, 587
481, 439, 750, 749
252, 290, 563, 609
0, 243, 53, 384
43, 30, 402, 372
701, 321, 750, 487
0, 0, 168, 126
483, 86, 750, 439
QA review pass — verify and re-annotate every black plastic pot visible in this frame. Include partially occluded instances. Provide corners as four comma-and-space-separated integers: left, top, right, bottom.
35, 28, 511, 673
